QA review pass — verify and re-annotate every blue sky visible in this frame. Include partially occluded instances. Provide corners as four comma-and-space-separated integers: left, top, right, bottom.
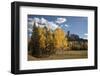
28, 15, 88, 39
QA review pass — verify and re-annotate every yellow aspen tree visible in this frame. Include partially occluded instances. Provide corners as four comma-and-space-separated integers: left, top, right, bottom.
46, 30, 54, 50
54, 28, 68, 50
38, 27, 46, 49
62, 38, 68, 50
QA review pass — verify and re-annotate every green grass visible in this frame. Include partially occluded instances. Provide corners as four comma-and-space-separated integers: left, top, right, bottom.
28, 50, 87, 61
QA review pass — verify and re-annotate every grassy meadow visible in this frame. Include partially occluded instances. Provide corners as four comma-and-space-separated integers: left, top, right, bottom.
28, 50, 87, 61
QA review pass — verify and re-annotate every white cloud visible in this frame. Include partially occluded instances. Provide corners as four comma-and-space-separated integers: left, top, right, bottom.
28, 18, 39, 27
84, 33, 88, 36
60, 24, 69, 30
35, 18, 47, 28
56, 18, 67, 24
48, 22, 59, 30
28, 17, 60, 30
28, 18, 33, 21
34, 17, 40, 23
41, 18, 47, 24
28, 28, 32, 32
39, 24, 46, 28
64, 24, 69, 28
28, 21, 33, 25
83, 37, 88, 39
28, 20, 35, 28
83, 33, 88, 39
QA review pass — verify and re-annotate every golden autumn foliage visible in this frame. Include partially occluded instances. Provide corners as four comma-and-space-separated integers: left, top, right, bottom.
53, 28, 68, 49
29, 22, 88, 58
62, 38, 68, 48
46, 31, 53, 47
29, 22, 68, 57
45, 30, 55, 54
37, 27, 46, 49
